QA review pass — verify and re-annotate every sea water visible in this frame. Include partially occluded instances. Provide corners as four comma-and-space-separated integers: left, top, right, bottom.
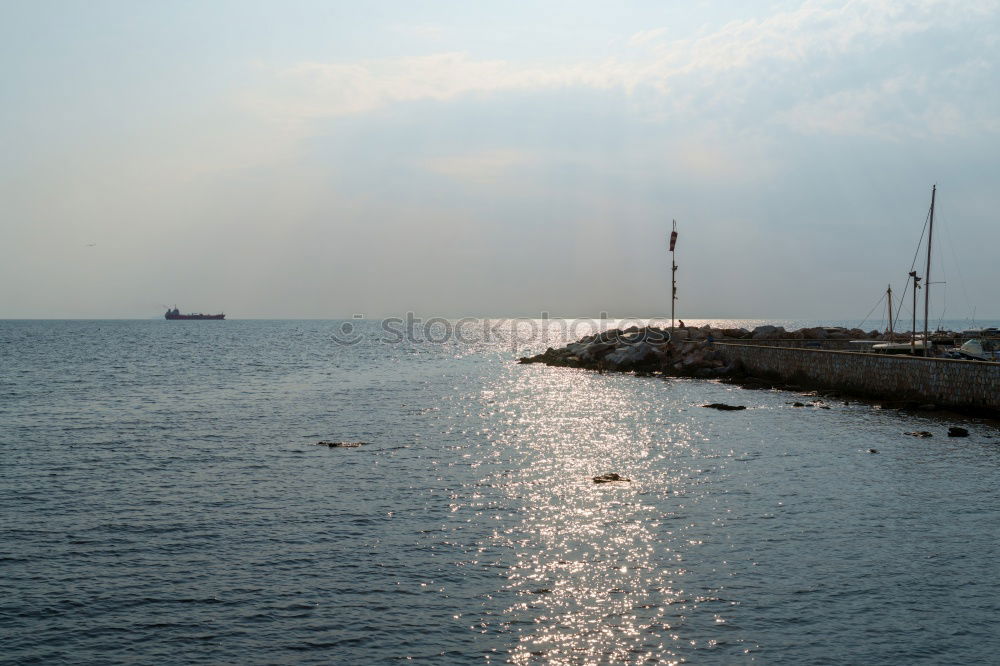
2, 319, 999, 664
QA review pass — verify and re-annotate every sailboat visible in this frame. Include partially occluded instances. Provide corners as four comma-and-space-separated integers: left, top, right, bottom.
871, 186, 938, 356
950, 338, 1000, 361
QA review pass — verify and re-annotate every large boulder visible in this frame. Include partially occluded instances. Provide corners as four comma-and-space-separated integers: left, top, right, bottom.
722, 327, 751, 339
640, 327, 670, 344
677, 347, 706, 369
603, 341, 659, 370
597, 329, 623, 343
578, 340, 617, 362
752, 325, 787, 339
800, 327, 828, 340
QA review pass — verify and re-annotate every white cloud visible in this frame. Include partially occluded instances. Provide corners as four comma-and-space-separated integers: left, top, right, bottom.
255, 53, 629, 124
422, 149, 538, 184
627, 27, 669, 48
246, 0, 998, 141
629, 0, 997, 81
778, 77, 917, 139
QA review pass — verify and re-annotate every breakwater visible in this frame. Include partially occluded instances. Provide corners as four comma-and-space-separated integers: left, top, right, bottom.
715, 342, 1000, 412
518, 324, 882, 377
518, 324, 1000, 415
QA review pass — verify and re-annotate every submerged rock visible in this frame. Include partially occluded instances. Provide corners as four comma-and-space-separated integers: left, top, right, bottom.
318, 441, 367, 448
702, 403, 747, 411
904, 431, 933, 438
593, 473, 631, 483
947, 426, 970, 437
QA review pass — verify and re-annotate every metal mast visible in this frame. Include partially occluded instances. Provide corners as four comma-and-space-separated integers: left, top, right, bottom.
887, 284, 894, 337
669, 220, 678, 336
923, 185, 936, 355
909, 271, 920, 354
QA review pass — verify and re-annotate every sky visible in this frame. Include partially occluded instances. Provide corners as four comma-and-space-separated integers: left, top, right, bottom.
2, 0, 999, 320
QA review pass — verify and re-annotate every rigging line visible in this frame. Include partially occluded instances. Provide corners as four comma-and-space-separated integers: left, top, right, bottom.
858, 291, 886, 331
932, 196, 948, 329
940, 203, 974, 320
908, 203, 933, 273
937, 282, 947, 330
891, 277, 911, 333
924, 195, 952, 331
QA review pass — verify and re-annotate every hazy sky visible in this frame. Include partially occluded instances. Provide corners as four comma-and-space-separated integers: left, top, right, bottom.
3, 0, 999, 319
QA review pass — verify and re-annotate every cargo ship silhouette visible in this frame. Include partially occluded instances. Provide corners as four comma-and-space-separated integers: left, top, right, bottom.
164, 306, 225, 320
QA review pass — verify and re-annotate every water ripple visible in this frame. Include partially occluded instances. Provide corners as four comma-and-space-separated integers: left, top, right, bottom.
2, 320, 1000, 663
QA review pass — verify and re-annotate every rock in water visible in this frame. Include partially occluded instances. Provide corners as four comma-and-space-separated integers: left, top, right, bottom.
702, 403, 747, 411
904, 431, 933, 438
593, 473, 631, 483
318, 441, 367, 448
947, 426, 969, 437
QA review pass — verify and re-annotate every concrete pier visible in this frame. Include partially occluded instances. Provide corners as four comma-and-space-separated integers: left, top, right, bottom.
715, 342, 1000, 412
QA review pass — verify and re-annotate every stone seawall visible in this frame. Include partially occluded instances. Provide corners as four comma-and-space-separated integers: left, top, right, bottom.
715, 343, 1000, 411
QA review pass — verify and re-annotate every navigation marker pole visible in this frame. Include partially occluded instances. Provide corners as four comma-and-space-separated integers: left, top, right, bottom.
669, 220, 678, 337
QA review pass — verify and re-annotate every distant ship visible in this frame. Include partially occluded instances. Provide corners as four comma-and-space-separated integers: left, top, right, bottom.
164, 306, 225, 320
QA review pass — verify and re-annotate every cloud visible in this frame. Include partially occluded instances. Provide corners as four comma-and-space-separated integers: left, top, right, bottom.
778, 76, 918, 139
246, 0, 998, 142
627, 27, 669, 48
254, 53, 628, 124
422, 149, 538, 184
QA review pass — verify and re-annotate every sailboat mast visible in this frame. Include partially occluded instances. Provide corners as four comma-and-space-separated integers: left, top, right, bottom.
887, 284, 894, 337
923, 185, 936, 354
909, 271, 919, 354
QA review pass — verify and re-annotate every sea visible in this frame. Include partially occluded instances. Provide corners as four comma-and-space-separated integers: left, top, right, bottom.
2, 318, 1000, 665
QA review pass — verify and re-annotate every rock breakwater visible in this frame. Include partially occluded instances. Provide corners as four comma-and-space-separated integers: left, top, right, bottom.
518, 324, 880, 377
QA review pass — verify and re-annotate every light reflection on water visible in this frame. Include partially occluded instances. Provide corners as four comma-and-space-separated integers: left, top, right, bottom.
468, 350, 1000, 663
478, 368, 750, 663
